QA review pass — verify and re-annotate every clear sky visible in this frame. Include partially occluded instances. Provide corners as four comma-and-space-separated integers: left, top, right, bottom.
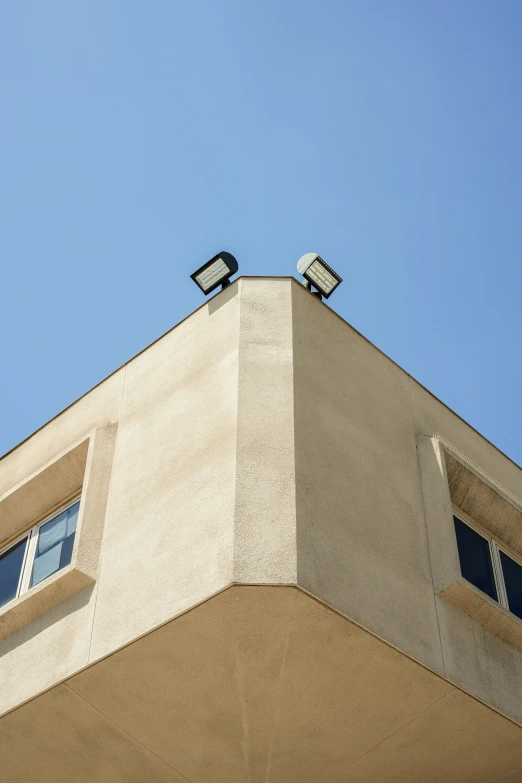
1, 1, 521, 465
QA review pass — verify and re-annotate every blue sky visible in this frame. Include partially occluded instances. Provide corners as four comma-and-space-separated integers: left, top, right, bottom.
1, 1, 521, 464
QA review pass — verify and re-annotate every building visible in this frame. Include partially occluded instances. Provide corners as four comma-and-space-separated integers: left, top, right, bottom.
0, 277, 521, 782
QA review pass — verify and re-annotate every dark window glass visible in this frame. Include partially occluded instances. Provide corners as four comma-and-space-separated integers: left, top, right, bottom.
500, 551, 522, 621
0, 538, 27, 608
454, 517, 498, 601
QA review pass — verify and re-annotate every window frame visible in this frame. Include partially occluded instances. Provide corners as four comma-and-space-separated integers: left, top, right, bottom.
453, 507, 522, 618
0, 494, 81, 607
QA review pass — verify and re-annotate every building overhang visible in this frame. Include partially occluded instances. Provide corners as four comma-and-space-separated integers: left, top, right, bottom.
2, 584, 521, 782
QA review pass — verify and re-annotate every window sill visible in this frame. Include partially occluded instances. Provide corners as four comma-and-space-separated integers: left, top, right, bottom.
439, 578, 522, 652
0, 564, 95, 640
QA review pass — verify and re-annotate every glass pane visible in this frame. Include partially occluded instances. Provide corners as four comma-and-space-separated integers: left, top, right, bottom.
31, 501, 80, 588
0, 538, 27, 608
454, 517, 498, 601
500, 551, 522, 621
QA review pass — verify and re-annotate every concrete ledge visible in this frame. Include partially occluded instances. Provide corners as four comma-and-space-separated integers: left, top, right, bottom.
0, 565, 94, 640
0, 425, 117, 641
444, 450, 522, 557
0, 439, 89, 545
439, 578, 522, 653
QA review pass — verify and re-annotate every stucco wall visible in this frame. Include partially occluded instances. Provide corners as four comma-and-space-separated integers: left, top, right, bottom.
1, 277, 521, 724
0, 285, 242, 710
0, 369, 124, 713
413, 390, 522, 721
88, 283, 241, 660
291, 280, 522, 722
291, 282, 444, 672
233, 278, 297, 585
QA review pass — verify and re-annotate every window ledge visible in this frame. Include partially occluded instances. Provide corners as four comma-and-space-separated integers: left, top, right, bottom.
0, 564, 95, 639
439, 578, 522, 653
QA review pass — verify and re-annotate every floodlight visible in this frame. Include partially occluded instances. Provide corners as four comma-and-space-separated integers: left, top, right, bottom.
296, 253, 342, 299
191, 252, 239, 295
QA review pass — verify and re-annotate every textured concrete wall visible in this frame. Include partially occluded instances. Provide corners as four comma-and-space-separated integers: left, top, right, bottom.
233, 278, 296, 584
291, 280, 522, 723
291, 282, 444, 672
0, 284, 243, 708
414, 409, 522, 722
0, 371, 124, 713
0, 370, 125, 497
88, 283, 241, 659
1, 277, 521, 725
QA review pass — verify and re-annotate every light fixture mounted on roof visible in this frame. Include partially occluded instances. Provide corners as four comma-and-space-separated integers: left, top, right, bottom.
297, 253, 342, 300
191, 251, 239, 296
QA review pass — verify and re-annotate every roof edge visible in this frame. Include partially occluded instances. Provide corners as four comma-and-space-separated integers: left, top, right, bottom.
1, 276, 520, 474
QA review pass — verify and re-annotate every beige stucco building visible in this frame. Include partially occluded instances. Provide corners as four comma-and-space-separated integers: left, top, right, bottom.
1, 277, 521, 782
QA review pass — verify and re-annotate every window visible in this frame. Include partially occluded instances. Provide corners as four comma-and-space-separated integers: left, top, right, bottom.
454, 512, 522, 622
0, 498, 80, 610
